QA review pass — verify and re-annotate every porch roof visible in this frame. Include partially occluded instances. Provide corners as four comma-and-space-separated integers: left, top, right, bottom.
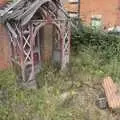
0, 0, 67, 25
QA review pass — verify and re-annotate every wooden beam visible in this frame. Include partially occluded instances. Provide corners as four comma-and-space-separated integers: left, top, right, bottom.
21, 0, 51, 26
6, 22, 17, 39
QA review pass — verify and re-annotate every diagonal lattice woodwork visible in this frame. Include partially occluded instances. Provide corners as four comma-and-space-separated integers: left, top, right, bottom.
20, 24, 34, 82
8, 19, 70, 86
7, 23, 22, 66
61, 21, 71, 69
4, 0, 71, 88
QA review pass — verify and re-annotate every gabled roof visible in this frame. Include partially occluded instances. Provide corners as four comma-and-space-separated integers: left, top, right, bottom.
0, 0, 67, 25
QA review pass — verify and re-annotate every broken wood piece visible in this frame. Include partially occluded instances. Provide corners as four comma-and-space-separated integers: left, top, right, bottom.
6, 22, 17, 38
102, 76, 120, 109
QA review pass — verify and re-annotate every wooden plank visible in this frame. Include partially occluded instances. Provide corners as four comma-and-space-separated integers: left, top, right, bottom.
103, 77, 120, 109
6, 22, 17, 39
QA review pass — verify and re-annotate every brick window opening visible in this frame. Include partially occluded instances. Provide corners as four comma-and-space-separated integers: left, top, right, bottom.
91, 15, 102, 29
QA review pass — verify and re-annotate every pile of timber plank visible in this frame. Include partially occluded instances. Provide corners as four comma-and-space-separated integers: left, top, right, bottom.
103, 77, 120, 109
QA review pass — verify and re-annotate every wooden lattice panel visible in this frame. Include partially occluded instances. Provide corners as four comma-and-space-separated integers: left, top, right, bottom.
61, 21, 71, 69
103, 77, 120, 109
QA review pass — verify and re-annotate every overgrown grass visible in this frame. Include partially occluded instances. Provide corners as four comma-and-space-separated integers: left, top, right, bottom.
1, 25, 120, 119
72, 46, 120, 83
0, 67, 85, 120
0, 53, 107, 120
72, 25, 120, 83
0, 49, 117, 120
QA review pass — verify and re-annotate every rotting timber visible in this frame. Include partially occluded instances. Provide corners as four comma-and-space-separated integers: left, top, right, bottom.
0, 0, 71, 88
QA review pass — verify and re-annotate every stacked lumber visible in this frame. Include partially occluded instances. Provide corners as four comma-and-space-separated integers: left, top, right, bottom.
103, 77, 120, 109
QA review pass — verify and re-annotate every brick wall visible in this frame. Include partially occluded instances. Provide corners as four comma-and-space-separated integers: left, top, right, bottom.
64, 0, 120, 28
80, 0, 119, 28
0, 24, 10, 69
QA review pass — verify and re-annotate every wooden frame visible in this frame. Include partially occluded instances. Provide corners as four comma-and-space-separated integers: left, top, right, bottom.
2, 0, 71, 87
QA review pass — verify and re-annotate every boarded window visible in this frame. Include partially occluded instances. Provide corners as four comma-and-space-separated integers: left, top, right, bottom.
91, 15, 102, 29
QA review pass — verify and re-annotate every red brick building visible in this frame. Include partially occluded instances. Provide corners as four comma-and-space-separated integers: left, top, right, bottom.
0, 0, 11, 69
0, 23, 10, 69
64, 0, 120, 28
